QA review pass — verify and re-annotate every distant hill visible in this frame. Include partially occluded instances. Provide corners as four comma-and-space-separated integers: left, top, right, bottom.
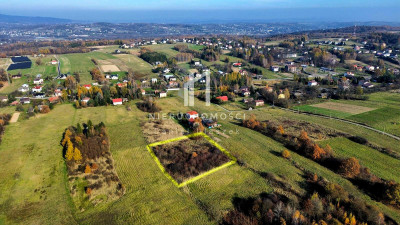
0, 14, 73, 24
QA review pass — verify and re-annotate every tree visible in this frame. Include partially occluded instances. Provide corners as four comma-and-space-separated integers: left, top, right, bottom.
311, 144, 326, 160
73, 147, 82, 162
65, 75, 77, 90
76, 123, 83, 134
386, 181, 400, 206
40, 105, 50, 114
282, 150, 291, 159
85, 164, 91, 173
65, 140, 74, 161
283, 88, 290, 99
278, 125, 285, 135
35, 58, 42, 66
193, 117, 205, 133
339, 157, 361, 178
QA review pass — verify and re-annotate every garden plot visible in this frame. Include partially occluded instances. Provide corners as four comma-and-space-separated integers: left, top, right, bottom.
311, 102, 375, 115
147, 133, 236, 187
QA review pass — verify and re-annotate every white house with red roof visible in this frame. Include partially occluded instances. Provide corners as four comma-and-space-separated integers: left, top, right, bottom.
83, 84, 91, 90
81, 97, 90, 104
32, 86, 42, 93
112, 98, 123, 105
51, 60, 58, 65
186, 111, 199, 122
54, 89, 62, 97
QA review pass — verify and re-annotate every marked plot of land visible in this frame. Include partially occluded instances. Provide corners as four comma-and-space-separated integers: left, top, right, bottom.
312, 102, 375, 115
147, 133, 236, 187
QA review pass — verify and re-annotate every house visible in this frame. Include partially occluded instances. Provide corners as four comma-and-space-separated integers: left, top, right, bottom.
81, 97, 90, 104
318, 93, 328, 99
56, 74, 68, 80
33, 92, 45, 98
285, 65, 297, 73
216, 96, 228, 102
186, 111, 199, 122
151, 78, 158, 83
33, 78, 43, 85
243, 98, 254, 103
48, 96, 59, 104
253, 100, 264, 107
141, 89, 146, 95
0, 96, 8, 103
112, 98, 123, 105
344, 72, 354, 78
202, 119, 218, 128
20, 97, 30, 104
308, 80, 318, 87
111, 74, 118, 80
11, 101, 19, 106
270, 66, 280, 72
51, 60, 58, 65
163, 74, 175, 81
362, 82, 374, 89
18, 84, 29, 93
32, 86, 42, 93
83, 84, 91, 90
365, 65, 375, 71
12, 74, 22, 79
54, 89, 62, 97
233, 62, 242, 67
159, 91, 167, 98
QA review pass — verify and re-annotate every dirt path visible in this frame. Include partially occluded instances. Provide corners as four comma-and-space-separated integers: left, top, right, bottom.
10, 112, 20, 123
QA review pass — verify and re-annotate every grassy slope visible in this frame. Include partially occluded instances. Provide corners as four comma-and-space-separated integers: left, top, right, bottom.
294, 92, 400, 136
114, 54, 156, 76
319, 137, 400, 183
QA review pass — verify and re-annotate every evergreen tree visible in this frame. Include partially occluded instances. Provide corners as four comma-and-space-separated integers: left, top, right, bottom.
76, 123, 83, 134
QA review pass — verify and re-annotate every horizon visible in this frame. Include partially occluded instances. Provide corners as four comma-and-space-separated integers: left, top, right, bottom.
0, 0, 400, 23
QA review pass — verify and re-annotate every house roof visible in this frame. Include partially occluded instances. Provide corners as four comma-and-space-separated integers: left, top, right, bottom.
34, 86, 42, 89
187, 111, 198, 115
48, 96, 59, 103
216, 96, 228, 101
83, 84, 91, 88
82, 97, 90, 101
112, 98, 123, 103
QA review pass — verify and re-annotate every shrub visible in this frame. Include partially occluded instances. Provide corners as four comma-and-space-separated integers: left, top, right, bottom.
40, 105, 50, 114
339, 157, 361, 178
282, 150, 291, 159
85, 164, 91, 174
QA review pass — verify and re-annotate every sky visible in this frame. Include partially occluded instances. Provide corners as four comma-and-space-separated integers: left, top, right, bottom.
0, 0, 400, 23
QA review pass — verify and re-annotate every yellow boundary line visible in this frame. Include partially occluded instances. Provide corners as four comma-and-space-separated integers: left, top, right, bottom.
146, 132, 237, 188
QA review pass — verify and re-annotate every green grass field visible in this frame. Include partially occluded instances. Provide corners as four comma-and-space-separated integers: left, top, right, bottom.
294, 92, 400, 136
319, 137, 400, 183
142, 44, 179, 57
59, 52, 116, 84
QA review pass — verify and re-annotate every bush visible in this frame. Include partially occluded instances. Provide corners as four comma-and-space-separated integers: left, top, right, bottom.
339, 157, 361, 178
282, 150, 291, 159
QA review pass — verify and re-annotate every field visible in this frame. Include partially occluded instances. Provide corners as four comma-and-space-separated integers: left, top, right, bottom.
319, 137, 400, 183
294, 92, 400, 136
59, 52, 117, 84
114, 54, 156, 76
311, 102, 375, 114
1, 96, 400, 224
